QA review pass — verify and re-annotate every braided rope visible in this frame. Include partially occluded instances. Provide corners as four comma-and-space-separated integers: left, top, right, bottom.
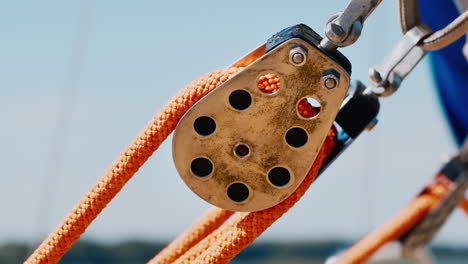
26, 65, 338, 264
148, 133, 334, 264
461, 197, 468, 216
25, 67, 243, 264
335, 181, 450, 263
147, 207, 234, 264
27, 61, 462, 264
170, 130, 336, 264
147, 69, 336, 264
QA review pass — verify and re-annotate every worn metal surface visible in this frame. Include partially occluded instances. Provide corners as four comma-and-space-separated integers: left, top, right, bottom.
172, 38, 349, 212
320, 0, 382, 49
289, 46, 307, 66
368, 25, 432, 97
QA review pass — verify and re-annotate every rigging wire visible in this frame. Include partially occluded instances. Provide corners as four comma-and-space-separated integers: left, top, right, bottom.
33, 0, 96, 244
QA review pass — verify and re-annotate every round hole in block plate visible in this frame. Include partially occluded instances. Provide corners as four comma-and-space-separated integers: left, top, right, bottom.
227, 182, 249, 203
234, 143, 250, 158
229, 89, 252, 110
190, 157, 213, 178
285, 127, 308, 148
297, 97, 321, 119
257, 73, 281, 94
193, 116, 216, 136
268, 167, 291, 187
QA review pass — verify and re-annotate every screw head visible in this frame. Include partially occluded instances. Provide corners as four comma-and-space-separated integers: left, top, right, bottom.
324, 78, 337, 89
289, 47, 307, 66
291, 53, 304, 65
327, 23, 345, 42
321, 70, 340, 90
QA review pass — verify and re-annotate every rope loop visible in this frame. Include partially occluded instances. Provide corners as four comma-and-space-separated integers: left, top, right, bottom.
398, 0, 468, 50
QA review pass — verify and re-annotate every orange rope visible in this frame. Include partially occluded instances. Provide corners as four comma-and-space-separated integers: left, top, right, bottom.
147, 71, 336, 264
26, 62, 338, 264
460, 197, 468, 216
24, 67, 243, 264
147, 207, 234, 264
25, 56, 463, 264
148, 129, 336, 264
335, 180, 450, 264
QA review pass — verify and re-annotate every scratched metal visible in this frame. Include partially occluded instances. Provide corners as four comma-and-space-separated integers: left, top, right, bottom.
172, 38, 350, 212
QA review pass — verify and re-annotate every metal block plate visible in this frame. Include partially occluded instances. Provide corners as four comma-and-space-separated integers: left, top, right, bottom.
172, 38, 349, 212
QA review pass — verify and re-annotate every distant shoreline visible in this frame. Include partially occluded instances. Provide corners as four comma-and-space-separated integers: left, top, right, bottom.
4, 240, 468, 264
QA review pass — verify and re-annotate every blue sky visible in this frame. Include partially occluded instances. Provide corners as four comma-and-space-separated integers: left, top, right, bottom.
1, 0, 466, 246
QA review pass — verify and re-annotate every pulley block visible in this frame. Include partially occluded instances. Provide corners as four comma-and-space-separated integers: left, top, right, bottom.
172, 25, 351, 212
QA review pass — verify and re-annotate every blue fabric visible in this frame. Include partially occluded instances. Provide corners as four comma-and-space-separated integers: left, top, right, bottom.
420, 1, 468, 145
